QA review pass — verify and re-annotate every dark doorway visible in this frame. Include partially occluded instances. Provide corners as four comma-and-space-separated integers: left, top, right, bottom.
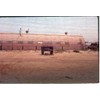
41, 46, 53, 55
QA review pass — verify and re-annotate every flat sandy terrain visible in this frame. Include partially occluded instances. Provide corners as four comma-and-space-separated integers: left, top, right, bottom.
0, 50, 99, 83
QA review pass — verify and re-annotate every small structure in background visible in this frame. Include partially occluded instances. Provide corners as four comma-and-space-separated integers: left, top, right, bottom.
88, 42, 99, 51
41, 46, 53, 55
85, 42, 99, 51
26, 29, 29, 34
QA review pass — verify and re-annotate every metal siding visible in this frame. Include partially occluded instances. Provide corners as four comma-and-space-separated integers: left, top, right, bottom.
54, 46, 62, 50
2, 42, 12, 50
0, 33, 85, 50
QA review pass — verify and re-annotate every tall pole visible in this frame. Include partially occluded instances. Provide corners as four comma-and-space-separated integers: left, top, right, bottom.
19, 28, 22, 36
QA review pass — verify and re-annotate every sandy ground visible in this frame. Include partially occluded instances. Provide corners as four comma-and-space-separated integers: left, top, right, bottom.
0, 50, 99, 83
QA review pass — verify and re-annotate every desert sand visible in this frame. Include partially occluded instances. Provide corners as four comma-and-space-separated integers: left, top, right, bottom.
0, 50, 99, 83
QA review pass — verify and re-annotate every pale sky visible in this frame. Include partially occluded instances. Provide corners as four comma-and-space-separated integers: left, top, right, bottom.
0, 16, 98, 42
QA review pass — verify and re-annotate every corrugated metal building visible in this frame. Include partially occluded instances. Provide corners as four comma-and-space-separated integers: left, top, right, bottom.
0, 33, 85, 50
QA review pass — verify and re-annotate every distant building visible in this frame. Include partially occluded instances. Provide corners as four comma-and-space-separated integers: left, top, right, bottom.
0, 33, 85, 50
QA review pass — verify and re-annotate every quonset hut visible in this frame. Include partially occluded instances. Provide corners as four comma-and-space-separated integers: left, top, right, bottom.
0, 33, 85, 50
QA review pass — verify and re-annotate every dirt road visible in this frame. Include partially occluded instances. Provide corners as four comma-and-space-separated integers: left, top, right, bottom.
0, 50, 99, 83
